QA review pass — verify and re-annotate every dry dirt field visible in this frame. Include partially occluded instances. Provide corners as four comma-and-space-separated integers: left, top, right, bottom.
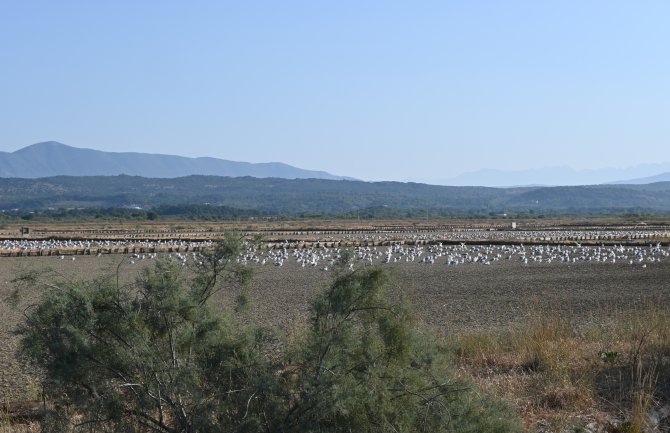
2, 253, 669, 405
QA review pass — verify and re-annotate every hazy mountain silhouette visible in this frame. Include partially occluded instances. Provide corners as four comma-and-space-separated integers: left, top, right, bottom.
439, 164, 670, 186
610, 172, 670, 184
0, 142, 354, 180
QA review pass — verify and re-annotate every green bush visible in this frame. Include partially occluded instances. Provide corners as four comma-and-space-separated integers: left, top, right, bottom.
16, 239, 520, 432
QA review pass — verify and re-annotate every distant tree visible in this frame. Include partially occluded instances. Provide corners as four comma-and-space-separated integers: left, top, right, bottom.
16, 239, 520, 432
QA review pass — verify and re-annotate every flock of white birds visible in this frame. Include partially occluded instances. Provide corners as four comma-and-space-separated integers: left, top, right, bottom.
1, 233, 669, 271
100, 241, 668, 271
316, 229, 666, 244
226, 242, 669, 271
0, 239, 213, 253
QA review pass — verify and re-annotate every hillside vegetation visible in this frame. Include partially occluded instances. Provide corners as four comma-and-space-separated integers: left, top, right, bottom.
1, 175, 670, 217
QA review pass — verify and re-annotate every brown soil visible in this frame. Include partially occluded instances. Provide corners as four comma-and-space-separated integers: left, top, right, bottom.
1, 254, 669, 403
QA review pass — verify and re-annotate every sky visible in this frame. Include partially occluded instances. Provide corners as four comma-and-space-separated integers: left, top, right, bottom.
1, 1, 669, 182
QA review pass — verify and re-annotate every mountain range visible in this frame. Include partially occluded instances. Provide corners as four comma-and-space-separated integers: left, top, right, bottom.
2, 175, 670, 216
437, 165, 670, 187
610, 172, 670, 185
0, 142, 353, 180
2, 142, 669, 187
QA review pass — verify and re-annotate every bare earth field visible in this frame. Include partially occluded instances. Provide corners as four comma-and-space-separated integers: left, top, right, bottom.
2, 253, 669, 405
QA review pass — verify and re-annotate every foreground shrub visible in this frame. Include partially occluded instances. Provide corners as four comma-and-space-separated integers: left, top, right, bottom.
16, 240, 521, 432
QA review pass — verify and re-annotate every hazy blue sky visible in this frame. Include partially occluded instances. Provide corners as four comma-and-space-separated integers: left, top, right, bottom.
1, 1, 668, 182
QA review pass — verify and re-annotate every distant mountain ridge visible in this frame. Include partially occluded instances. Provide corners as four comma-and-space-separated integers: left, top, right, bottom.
437, 164, 670, 187
1, 175, 670, 215
0, 142, 353, 180
610, 172, 670, 185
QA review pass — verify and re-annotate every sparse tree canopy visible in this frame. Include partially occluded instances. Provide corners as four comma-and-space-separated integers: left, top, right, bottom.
16, 237, 520, 432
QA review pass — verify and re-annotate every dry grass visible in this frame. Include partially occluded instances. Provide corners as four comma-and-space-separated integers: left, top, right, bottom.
2, 312, 668, 432
0, 404, 40, 433
450, 302, 670, 432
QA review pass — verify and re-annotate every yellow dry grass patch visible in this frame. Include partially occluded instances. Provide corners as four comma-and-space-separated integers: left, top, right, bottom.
450, 302, 670, 432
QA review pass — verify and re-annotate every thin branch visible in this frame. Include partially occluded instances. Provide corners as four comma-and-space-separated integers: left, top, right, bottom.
243, 391, 257, 419
125, 408, 176, 433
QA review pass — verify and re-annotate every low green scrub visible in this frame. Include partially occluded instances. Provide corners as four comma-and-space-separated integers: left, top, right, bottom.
15, 238, 520, 433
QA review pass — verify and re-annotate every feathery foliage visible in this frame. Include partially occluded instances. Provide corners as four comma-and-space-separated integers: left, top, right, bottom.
16, 239, 520, 432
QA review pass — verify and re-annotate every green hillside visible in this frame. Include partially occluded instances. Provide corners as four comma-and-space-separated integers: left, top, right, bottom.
1, 175, 670, 217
